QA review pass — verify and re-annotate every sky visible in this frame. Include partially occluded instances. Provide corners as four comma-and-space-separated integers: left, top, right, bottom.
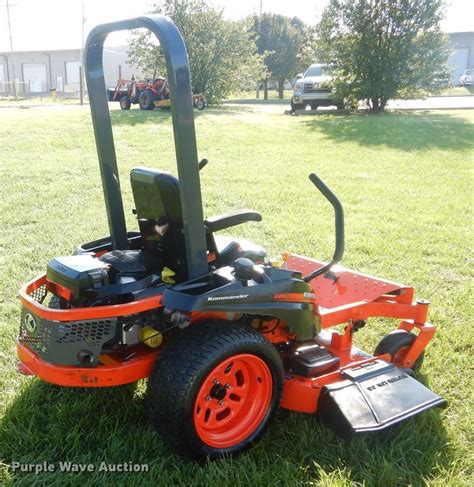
0, 0, 473, 53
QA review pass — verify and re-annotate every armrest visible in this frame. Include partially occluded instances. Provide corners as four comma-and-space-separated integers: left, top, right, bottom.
205, 209, 262, 233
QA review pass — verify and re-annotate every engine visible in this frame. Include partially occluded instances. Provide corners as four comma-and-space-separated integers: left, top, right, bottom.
46, 250, 163, 308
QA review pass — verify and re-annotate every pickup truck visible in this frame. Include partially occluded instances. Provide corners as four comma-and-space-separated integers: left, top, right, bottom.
291, 64, 343, 111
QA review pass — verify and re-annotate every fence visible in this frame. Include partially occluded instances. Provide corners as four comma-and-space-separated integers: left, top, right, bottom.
0, 78, 86, 100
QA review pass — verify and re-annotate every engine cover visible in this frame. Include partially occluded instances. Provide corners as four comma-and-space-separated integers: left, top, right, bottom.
47, 254, 110, 299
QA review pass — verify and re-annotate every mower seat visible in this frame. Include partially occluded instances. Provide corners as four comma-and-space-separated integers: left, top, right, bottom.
130, 167, 266, 275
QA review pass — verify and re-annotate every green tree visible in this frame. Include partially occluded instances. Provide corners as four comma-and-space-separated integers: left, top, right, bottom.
316, 0, 451, 112
251, 14, 309, 99
127, 0, 266, 104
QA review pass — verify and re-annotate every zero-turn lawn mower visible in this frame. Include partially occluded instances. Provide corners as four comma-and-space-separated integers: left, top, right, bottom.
108, 76, 206, 110
16, 16, 445, 459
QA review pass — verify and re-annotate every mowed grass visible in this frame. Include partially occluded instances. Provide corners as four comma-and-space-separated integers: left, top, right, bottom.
0, 103, 473, 486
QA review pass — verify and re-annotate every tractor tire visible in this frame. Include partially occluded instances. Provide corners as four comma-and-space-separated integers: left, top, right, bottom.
147, 321, 283, 459
290, 96, 304, 112
139, 89, 155, 110
196, 98, 206, 110
374, 330, 424, 372
119, 95, 131, 110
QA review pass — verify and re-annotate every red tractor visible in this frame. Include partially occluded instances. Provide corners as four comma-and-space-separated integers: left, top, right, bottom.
108, 76, 205, 111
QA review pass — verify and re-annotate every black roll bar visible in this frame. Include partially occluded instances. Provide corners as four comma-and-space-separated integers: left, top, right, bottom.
84, 16, 208, 279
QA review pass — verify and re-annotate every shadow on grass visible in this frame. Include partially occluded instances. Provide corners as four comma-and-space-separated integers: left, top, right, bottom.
0, 373, 449, 485
304, 111, 474, 152
225, 98, 289, 105
110, 105, 255, 126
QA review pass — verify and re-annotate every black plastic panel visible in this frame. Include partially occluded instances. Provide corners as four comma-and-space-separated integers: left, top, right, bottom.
319, 360, 446, 437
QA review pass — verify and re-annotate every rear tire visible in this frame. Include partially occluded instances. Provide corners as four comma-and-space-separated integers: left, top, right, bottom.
119, 95, 131, 110
374, 330, 424, 372
139, 89, 155, 110
147, 321, 283, 459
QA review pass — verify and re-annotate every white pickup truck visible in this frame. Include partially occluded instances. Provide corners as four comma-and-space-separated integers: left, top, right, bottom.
291, 64, 343, 111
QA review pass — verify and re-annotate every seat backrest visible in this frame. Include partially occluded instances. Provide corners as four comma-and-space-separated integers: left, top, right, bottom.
130, 167, 187, 278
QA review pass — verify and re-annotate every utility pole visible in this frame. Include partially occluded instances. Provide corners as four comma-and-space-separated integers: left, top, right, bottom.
2, 0, 18, 99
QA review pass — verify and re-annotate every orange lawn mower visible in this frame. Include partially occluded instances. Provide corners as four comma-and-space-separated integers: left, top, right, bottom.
16, 16, 445, 460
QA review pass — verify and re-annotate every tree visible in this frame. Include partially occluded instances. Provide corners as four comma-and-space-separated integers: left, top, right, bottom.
127, 0, 266, 104
251, 14, 309, 99
316, 0, 451, 112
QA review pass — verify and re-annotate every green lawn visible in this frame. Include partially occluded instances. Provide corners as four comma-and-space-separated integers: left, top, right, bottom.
0, 104, 473, 486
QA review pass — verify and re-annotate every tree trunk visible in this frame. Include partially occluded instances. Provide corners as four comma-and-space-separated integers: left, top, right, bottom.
256, 81, 260, 99
371, 97, 387, 113
371, 97, 379, 112
278, 79, 284, 99
263, 79, 268, 100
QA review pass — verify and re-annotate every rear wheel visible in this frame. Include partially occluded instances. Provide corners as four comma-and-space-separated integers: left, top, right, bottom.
374, 330, 424, 372
139, 89, 155, 110
147, 321, 283, 459
196, 98, 206, 110
119, 95, 131, 110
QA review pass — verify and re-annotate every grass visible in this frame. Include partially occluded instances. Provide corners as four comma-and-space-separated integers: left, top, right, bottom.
0, 103, 473, 486
435, 86, 474, 96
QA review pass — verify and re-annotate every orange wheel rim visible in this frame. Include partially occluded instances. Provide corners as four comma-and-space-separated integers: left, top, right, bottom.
393, 346, 410, 367
193, 353, 273, 448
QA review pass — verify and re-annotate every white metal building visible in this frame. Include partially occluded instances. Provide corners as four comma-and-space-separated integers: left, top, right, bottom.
447, 32, 473, 85
0, 45, 140, 95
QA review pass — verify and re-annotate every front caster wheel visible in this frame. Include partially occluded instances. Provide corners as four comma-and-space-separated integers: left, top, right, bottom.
374, 330, 424, 372
147, 321, 283, 459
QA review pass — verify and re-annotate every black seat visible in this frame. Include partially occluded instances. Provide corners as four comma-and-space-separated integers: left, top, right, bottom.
130, 167, 266, 278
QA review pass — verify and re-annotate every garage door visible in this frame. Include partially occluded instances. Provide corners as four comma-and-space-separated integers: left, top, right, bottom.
23, 63, 48, 92
66, 61, 81, 84
449, 48, 469, 85
0, 63, 5, 93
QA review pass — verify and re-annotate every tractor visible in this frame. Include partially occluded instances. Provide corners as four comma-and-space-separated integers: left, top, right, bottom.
108, 76, 205, 110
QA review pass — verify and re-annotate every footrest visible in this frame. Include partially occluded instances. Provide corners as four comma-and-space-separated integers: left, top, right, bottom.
319, 359, 446, 437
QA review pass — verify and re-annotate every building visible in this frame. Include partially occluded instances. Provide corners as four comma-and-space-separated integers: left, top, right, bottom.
447, 32, 473, 85
0, 45, 141, 95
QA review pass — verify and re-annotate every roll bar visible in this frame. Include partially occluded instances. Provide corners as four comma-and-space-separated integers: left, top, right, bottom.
303, 173, 345, 282
84, 16, 208, 279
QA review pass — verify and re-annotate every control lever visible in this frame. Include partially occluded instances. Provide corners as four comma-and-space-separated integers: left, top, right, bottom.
232, 258, 271, 284
303, 173, 345, 282
198, 158, 208, 171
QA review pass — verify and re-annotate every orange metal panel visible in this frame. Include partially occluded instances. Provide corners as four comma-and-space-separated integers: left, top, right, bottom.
17, 342, 157, 387
20, 274, 162, 322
